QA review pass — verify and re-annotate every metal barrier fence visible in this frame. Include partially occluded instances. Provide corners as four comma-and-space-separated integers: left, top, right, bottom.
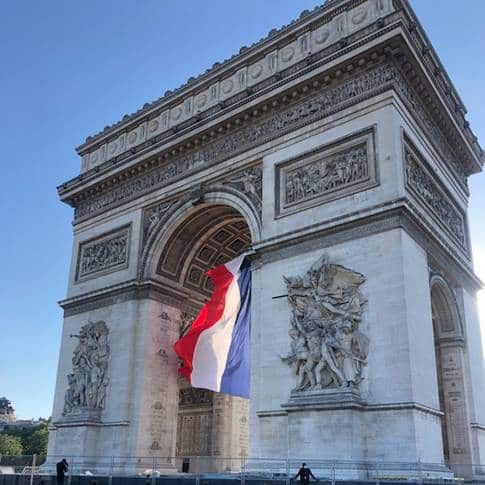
1, 455, 485, 483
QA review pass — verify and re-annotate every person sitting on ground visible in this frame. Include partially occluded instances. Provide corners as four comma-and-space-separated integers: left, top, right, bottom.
293, 462, 317, 485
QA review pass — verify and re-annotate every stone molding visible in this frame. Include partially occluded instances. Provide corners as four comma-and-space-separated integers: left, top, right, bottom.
254, 202, 478, 290
75, 224, 131, 282
60, 204, 481, 318
275, 127, 377, 216
65, 46, 476, 223
51, 419, 129, 428
74, 0, 480, 174
70, 61, 396, 221
60, 279, 191, 317
471, 423, 485, 432
257, 400, 443, 416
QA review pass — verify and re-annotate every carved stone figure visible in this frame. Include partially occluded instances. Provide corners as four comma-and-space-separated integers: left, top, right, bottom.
63, 320, 110, 415
405, 148, 465, 245
226, 166, 263, 213
282, 255, 369, 391
285, 143, 368, 206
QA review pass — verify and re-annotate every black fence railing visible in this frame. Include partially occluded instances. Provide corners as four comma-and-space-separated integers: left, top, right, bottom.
1, 455, 485, 484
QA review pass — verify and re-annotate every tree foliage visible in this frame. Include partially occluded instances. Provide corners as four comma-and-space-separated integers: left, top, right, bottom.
0, 421, 49, 456
0, 434, 23, 455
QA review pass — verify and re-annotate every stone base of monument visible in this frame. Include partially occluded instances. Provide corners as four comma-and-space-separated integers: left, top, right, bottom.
250, 387, 455, 481
282, 386, 364, 410
55, 407, 102, 425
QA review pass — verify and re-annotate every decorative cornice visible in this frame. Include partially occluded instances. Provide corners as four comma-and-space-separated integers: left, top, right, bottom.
73, 0, 482, 177
51, 419, 129, 429
60, 279, 190, 317
67, 58, 397, 221
61, 37, 481, 225
75, 0, 386, 153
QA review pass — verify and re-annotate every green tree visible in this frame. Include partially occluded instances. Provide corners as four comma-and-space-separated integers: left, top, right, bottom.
22, 422, 49, 456
0, 434, 23, 455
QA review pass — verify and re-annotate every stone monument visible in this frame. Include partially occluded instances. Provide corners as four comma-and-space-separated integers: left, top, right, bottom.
47, 0, 485, 479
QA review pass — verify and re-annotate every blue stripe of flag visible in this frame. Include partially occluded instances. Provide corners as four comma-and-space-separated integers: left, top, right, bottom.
220, 261, 251, 398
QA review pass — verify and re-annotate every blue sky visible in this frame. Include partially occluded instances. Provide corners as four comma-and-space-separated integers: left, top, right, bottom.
1, 1, 485, 419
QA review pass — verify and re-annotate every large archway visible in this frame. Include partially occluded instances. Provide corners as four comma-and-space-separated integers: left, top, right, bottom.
153, 203, 253, 472
430, 275, 472, 477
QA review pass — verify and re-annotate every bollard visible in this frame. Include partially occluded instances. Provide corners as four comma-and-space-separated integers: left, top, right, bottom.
151, 457, 156, 485
108, 456, 113, 485
30, 455, 36, 485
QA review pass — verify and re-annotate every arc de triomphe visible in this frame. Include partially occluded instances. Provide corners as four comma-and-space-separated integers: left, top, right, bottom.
47, 0, 485, 478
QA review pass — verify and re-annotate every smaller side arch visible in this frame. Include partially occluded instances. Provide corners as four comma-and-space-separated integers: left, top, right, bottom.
430, 274, 464, 342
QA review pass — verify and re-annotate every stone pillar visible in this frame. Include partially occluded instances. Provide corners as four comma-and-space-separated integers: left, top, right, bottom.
127, 298, 181, 472
46, 295, 182, 474
249, 229, 449, 478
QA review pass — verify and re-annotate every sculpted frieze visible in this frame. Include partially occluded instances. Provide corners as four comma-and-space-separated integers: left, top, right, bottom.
76, 225, 130, 281
394, 71, 467, 188
63, 320, 110, 416
276, 129, 376, 215
73, 58, 468, 222
74, 63, 397, 220
404, 143, 466, 248
282, 255, 369, 391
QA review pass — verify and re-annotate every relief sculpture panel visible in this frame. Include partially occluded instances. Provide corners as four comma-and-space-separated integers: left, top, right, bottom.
404, 140, 467, 250
282, 255, 369, 392
276, 129, 377, 216
63, 320, 110, 417
75, 225, 131, 281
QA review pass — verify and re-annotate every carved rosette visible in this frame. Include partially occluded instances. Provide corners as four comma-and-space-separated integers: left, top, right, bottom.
282, 255, 369, 393
63, 320, 110, 417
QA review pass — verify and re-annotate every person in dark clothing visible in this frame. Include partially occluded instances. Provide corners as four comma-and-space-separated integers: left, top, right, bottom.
56, 459, 69, 485
294, 463, 317, 485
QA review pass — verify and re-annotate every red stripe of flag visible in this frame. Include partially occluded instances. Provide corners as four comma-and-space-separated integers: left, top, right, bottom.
174, 263, 235, 382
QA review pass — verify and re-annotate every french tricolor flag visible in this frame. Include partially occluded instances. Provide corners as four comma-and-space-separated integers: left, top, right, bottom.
174, 255, 251, 398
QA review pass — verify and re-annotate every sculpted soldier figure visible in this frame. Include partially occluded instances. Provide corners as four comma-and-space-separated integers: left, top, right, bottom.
283, 255, 369, 392
335, 319, 369, 386
63, 320, 110, 415
295, 330, 322, 390
315, 329, 345, 388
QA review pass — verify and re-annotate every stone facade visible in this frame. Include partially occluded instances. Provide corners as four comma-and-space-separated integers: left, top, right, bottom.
48, 0, 485, 480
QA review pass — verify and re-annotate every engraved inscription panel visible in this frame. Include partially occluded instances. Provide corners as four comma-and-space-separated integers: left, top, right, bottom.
276, 128, 377, 216
75, 225, 130, 281
404, 140, 466, 249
